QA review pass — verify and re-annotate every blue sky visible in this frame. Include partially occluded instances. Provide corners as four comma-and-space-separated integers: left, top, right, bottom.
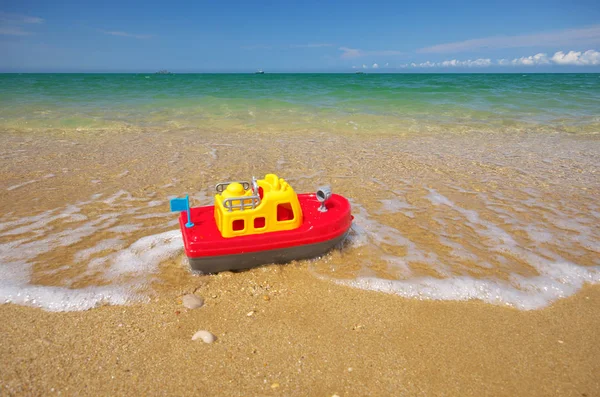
1, 0, 600, 72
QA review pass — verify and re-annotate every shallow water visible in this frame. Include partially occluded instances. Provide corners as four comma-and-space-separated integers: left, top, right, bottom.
1, 74, 599, 311
2, 73, 600, 134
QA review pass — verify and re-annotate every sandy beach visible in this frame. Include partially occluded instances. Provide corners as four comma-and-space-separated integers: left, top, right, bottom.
1, 266, 599, 396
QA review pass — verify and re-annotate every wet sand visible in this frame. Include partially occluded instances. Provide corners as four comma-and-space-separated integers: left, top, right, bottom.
1, 127, 599, 395
1, 266, 599, 396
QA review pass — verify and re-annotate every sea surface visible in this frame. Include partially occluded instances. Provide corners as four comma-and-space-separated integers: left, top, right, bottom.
1, 73, 599, 311
2, 73, 600, 134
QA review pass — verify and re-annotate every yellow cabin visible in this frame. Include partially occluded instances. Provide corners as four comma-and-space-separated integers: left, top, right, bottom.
214, 174, 303, 238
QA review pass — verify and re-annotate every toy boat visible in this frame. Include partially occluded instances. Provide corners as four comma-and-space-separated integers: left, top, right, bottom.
170, 174, 352, 273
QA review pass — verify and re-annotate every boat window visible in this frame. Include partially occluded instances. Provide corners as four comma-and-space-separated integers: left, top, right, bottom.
277, 203, 294, 222
254, 217, 266, 229
232, 219, 245, 231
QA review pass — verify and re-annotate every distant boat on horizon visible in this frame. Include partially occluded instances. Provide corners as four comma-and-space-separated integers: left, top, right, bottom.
255, 69, 265, 74
155, 70, 173, 75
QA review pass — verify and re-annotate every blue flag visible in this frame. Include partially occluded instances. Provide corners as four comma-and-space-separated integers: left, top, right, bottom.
170, 195, 194, 228
170, 197, 189, 212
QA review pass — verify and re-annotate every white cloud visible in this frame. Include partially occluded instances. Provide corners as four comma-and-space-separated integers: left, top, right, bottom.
102, 30, 153, 39
372, 63, 379, 69
384, 62, 389, 67
502, 50, 599, 66
396, 49, 600, 69
440, 59, 459, 67
441, 58, 492, 67
551, 50, 600, 65
339, 46, 403, 59
0, 11, 43, 36
401, 58, 492, 68
419, 61, 436, 67
469, 58, 492, 67
510, 53, 550, 66
418, 25, 600, 54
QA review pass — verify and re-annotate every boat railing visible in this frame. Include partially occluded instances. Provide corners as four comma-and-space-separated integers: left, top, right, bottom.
222, 195, 261, 212
215, 181, 251, 193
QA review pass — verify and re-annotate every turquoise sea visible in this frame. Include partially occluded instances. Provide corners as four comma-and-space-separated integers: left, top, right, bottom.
1, 73, 599, 133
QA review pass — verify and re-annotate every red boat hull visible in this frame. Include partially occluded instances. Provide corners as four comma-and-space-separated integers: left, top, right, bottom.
177, 193, 352, 273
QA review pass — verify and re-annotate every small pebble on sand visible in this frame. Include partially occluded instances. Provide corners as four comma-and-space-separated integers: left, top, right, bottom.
182, 294, 204, 309
192, 330, 215, 343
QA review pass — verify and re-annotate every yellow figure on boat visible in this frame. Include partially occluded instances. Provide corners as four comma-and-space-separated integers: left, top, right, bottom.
214, 174, 303, 238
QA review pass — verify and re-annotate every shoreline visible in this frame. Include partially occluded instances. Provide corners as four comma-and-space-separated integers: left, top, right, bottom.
1, 264, 599, 396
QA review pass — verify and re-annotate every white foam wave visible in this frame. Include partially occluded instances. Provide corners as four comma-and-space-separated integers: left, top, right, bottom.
0, 191, 185, 311
0, 282, 145, 312
1, 230, 183, 311
90, 230, 183, 278
338, 265, 599, 310
336, 194, 600, 310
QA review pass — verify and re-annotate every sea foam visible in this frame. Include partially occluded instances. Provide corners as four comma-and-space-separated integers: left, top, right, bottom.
0, 191, 185, 311
2, 183, 599, 312
333, 189, 600, 310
